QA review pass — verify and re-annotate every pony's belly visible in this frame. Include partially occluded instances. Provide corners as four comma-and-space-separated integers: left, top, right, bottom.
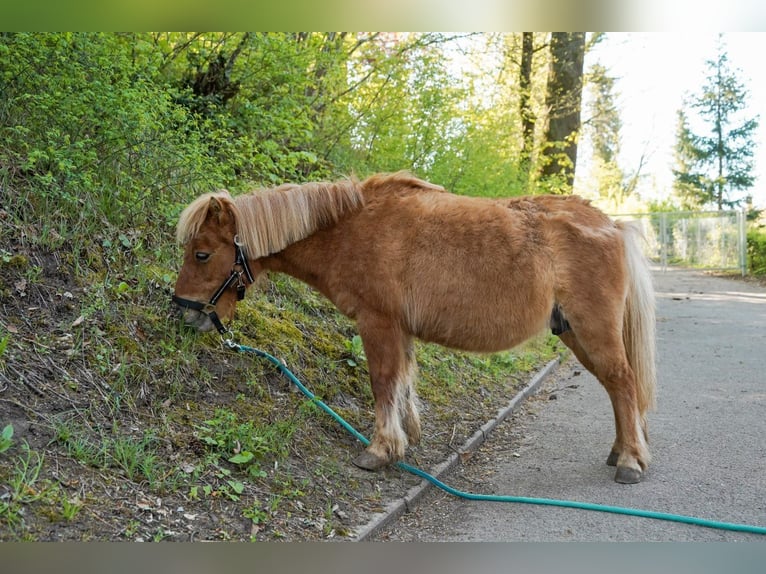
403, 287, 551, 353
412, 314, 544, 354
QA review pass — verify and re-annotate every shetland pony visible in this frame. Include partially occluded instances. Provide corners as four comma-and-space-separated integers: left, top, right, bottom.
173, 172, 656, 483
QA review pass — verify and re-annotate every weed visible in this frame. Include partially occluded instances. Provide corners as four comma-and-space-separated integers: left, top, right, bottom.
273, 475, 309, 500
224, 480, 245, 501
195, 408, 298, 478
54, 423, 170, 491
152, 526, 169, 542
244, 500, 269, 525
0, 442, 49, 532
0, 424, 13, 453
58, 432, 104, 468
0, 332, 9, 362
123, 520, 141, 539
111, 434, 158, 483
60, 496, 83, 521
343, 334, 365, 367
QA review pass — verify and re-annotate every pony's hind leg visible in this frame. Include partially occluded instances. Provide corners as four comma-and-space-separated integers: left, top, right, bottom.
558, 324, 649, 484
352, 316, 417, 471
400, 339, 421, 446
558, 331, 622, 466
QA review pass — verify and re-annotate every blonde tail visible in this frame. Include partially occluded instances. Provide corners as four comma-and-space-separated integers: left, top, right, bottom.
619, 220, 657, 418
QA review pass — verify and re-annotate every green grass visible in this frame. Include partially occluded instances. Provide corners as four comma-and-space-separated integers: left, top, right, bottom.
0, 442, 49, 531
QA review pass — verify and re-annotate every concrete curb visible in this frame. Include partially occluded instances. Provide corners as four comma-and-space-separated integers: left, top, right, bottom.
353, 357, 561, 541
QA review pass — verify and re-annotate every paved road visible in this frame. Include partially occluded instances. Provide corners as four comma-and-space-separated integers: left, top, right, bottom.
372, 268, 766, 541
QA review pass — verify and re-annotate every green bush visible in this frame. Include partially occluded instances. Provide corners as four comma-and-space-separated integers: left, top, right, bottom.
0, 33, 230, 243
747, 227, 766, 276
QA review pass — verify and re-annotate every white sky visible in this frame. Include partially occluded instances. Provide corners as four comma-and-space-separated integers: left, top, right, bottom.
580, 32, 766, 209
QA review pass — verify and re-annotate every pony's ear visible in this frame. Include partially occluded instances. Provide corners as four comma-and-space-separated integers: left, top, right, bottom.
207, 195, 235, 226
208, 196, 224, 216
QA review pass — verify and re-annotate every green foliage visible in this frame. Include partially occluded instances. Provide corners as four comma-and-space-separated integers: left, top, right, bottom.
0, 424, 13, 453
747, 227, 766, 276
343, 335, 365, 367
672, 35, 759, 210
54, 423, 168, 489
195, 408, 298, 478
0, 442, 50, 532
0, 333, 9, 363
2, 33, 222, 232
1, 31, 573, 255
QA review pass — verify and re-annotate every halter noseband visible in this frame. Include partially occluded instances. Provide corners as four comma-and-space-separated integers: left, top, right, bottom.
172, 235, 255, 335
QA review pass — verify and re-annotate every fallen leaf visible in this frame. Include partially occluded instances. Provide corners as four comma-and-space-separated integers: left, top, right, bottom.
71, 315, 85, 328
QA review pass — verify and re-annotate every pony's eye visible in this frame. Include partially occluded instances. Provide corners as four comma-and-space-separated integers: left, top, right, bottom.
195, 252, 210, 262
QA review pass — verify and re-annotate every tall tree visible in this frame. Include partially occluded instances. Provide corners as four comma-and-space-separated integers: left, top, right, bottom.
672, 35, 759, 210
519, 32, 536, 160
539, 32, 586, 192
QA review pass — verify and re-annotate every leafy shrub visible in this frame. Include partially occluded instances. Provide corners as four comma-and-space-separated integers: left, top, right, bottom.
747, 227, 766, 275
0, 33, 231, 240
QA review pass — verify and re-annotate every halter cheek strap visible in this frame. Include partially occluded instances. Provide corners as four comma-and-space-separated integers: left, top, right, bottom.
172, 236, 255, 335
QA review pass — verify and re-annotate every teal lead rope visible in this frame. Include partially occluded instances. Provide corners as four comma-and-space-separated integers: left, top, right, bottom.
229, 341, 766, 536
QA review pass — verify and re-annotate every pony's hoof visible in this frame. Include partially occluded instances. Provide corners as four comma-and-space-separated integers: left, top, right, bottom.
352, 451, 390, 471
606, 450, 619, 467
614, 466, 642, 484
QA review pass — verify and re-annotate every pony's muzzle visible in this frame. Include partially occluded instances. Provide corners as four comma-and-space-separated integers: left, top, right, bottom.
172, 296, 216, 332
180, 308, 215, 332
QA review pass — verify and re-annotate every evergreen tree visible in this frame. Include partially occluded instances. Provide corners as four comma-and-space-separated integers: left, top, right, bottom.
672, 35, 759, 210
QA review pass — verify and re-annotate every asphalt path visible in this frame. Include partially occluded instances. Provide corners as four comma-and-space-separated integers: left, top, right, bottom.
370, 267, 766, 541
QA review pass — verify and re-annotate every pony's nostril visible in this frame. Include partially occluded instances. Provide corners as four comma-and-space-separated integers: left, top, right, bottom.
170, 300, 184, 318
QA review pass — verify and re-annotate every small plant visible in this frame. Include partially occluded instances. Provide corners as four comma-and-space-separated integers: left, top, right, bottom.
244, 500, 269, 525
60, 496, 83, 521
343, 334, 365, 367
0, 442, 49, 532
0, 332, 9, 362
0, 424, 13, 454
111, 434, 156, 482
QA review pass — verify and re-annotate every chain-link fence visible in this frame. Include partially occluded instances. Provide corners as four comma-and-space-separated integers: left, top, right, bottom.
613, 210, 747, 275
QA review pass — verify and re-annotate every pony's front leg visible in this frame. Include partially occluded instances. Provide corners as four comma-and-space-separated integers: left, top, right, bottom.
351, 316, 414, 471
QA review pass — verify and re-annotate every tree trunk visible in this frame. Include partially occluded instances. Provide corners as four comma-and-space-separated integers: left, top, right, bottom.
540, 32, 586, 191
519, 32, 535, 159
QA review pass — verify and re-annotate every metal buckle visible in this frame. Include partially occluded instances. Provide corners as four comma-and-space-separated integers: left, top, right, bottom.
202, 302, 218, 314
220, 330, 239, 350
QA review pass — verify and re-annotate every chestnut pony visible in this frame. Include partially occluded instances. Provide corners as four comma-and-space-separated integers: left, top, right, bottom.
173, 172, 656, 483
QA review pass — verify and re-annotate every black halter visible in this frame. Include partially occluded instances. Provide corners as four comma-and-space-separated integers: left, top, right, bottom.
172, 235, 255, 335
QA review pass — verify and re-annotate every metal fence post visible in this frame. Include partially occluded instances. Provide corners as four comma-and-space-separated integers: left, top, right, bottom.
738, 209, 747, 276
660, 212, 668, 272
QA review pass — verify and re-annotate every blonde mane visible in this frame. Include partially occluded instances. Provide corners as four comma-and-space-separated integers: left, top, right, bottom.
176, 179, 364, 259
235, 179, 364, 258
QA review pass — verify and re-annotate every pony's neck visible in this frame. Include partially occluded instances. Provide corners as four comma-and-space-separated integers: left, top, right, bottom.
233, 179, 363, 260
